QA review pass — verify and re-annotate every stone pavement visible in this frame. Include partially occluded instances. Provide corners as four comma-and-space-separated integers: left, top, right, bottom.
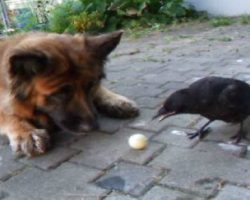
1, 22, 250, 200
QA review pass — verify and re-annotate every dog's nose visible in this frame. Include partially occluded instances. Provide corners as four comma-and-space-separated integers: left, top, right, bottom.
79, 119, 99, 132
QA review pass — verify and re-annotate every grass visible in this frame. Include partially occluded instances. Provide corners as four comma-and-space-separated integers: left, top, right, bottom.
240, 15, 250, 24
209, 15, 250, 27
210, 17, 234, 27
218, 36, 233, 42
126, 15, 250, 40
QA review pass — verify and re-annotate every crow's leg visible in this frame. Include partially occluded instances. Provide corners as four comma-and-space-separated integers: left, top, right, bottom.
187, 120, 214, 140
230, 122, 246, 143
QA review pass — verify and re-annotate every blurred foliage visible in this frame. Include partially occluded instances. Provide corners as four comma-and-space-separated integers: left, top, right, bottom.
210, 17, 234, 27
12, 8, 48, 32
48, 0, 196, 33
239, 15, 250, 25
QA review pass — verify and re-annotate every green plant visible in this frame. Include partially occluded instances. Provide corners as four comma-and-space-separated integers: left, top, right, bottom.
71, 11, 104, 32
48, 0, 196, 33
210, 17, 234, 27
240, 15, 250, 24
48, 0, 84, 33
13, 8, 40, 31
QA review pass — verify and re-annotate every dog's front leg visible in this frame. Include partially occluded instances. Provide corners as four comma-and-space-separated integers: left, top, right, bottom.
0, 112, 50, 157
93, 85, 139, 118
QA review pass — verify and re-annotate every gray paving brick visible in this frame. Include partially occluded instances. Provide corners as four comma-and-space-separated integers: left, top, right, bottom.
149, 143, 250, 197
195, 139, 248, 158
0, 191, 8, 200
122, 142, 165, 165
2, 163, 106, 200
0, 146, 24, 181
96, 161, 164, 197
0, 136, 8, 146
139, 71, 187, 85
152, 127, 199, 148
129, 109, 168, 132
70, 129, 155, 169
98, 115, 131, 134
129, 108, 200, 133
51, 131, 87, 147
214, 185, 250, 200
104, 192, 137, 200
113, 84, 164, 99
142, 185, 204, 200
136, 96, 164, 109
159, 81, 187, 91
20, 147, 79, 170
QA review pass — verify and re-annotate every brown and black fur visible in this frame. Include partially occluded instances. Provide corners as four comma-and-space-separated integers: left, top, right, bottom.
0, 30, 139, 157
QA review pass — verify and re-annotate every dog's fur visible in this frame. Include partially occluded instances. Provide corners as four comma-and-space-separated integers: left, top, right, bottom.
0, 30, 139, 156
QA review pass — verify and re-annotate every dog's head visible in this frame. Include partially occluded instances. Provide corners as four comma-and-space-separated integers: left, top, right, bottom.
7, 31, 123, 133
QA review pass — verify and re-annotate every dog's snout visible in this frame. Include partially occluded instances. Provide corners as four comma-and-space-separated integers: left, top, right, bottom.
58, 113, 98, 133
79, 119, 99, 132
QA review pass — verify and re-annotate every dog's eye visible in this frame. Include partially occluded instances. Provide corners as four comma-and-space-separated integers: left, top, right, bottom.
84, 80, 98, 92
49, 85, 73, 101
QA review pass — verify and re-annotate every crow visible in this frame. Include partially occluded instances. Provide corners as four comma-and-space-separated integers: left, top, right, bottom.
153, 76, 250, 143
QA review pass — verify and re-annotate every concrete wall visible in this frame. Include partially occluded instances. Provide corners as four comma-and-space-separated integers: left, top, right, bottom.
186, 0, 250, 16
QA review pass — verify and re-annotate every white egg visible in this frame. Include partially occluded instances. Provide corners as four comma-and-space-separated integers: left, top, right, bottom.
128, 134, 148, 150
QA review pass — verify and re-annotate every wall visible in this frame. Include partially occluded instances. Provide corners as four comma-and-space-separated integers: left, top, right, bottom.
186, 0, 250, 16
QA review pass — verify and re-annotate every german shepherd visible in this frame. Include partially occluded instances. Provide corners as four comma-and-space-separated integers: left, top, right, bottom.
0, 30, 139, 157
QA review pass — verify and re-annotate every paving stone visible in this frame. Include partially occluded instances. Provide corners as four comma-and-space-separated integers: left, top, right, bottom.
20, 147, 79, 170
157, 114, 201, 130
98, 115, 131, 134
214, 185, 250, 200
70, 129, 155, 169
113, 84, 164, 100
139, 71, 187, 85
129, 108, 200, 133
2, 163, 106, 200
195, 141, 248, 159
159, 81, 187, 91
50, 131, 87, 147
104, 192, 137, 200
122, 142, 165, 165
149, 143, 250, 197
0, 191, 8, 199
152, 127, 199, 148
136, 96, 164, 109
0, 136, 8, 146
96, 161, 164, 197
0, 146, 24, 181
129, 109, 169, 132
142, 185, 204, 200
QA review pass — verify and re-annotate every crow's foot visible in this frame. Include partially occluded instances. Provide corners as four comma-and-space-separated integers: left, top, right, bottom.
187, 127, 211, 140
230, 131, 246, 144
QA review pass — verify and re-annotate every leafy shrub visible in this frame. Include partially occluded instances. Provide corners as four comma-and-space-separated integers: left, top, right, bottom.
13, 8, 48, 32
48, 0, 195, 33
71, 11, 104, 32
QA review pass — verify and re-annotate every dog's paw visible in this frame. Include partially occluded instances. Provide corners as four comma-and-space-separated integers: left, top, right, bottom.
9, 129, 50, 157
97, 95, 140, 118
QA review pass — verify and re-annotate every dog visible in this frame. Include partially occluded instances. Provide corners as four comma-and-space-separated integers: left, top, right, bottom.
0, 30, 139, 157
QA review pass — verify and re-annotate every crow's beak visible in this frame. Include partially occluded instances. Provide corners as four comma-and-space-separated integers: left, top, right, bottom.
152, 107, 176, 121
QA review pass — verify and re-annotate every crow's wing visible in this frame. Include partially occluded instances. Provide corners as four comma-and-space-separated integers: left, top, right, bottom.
218, 83, 247, 109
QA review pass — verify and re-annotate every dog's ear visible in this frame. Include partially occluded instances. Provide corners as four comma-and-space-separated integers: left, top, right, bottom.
9, 50, 50, 79
85, 30, 123, 59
